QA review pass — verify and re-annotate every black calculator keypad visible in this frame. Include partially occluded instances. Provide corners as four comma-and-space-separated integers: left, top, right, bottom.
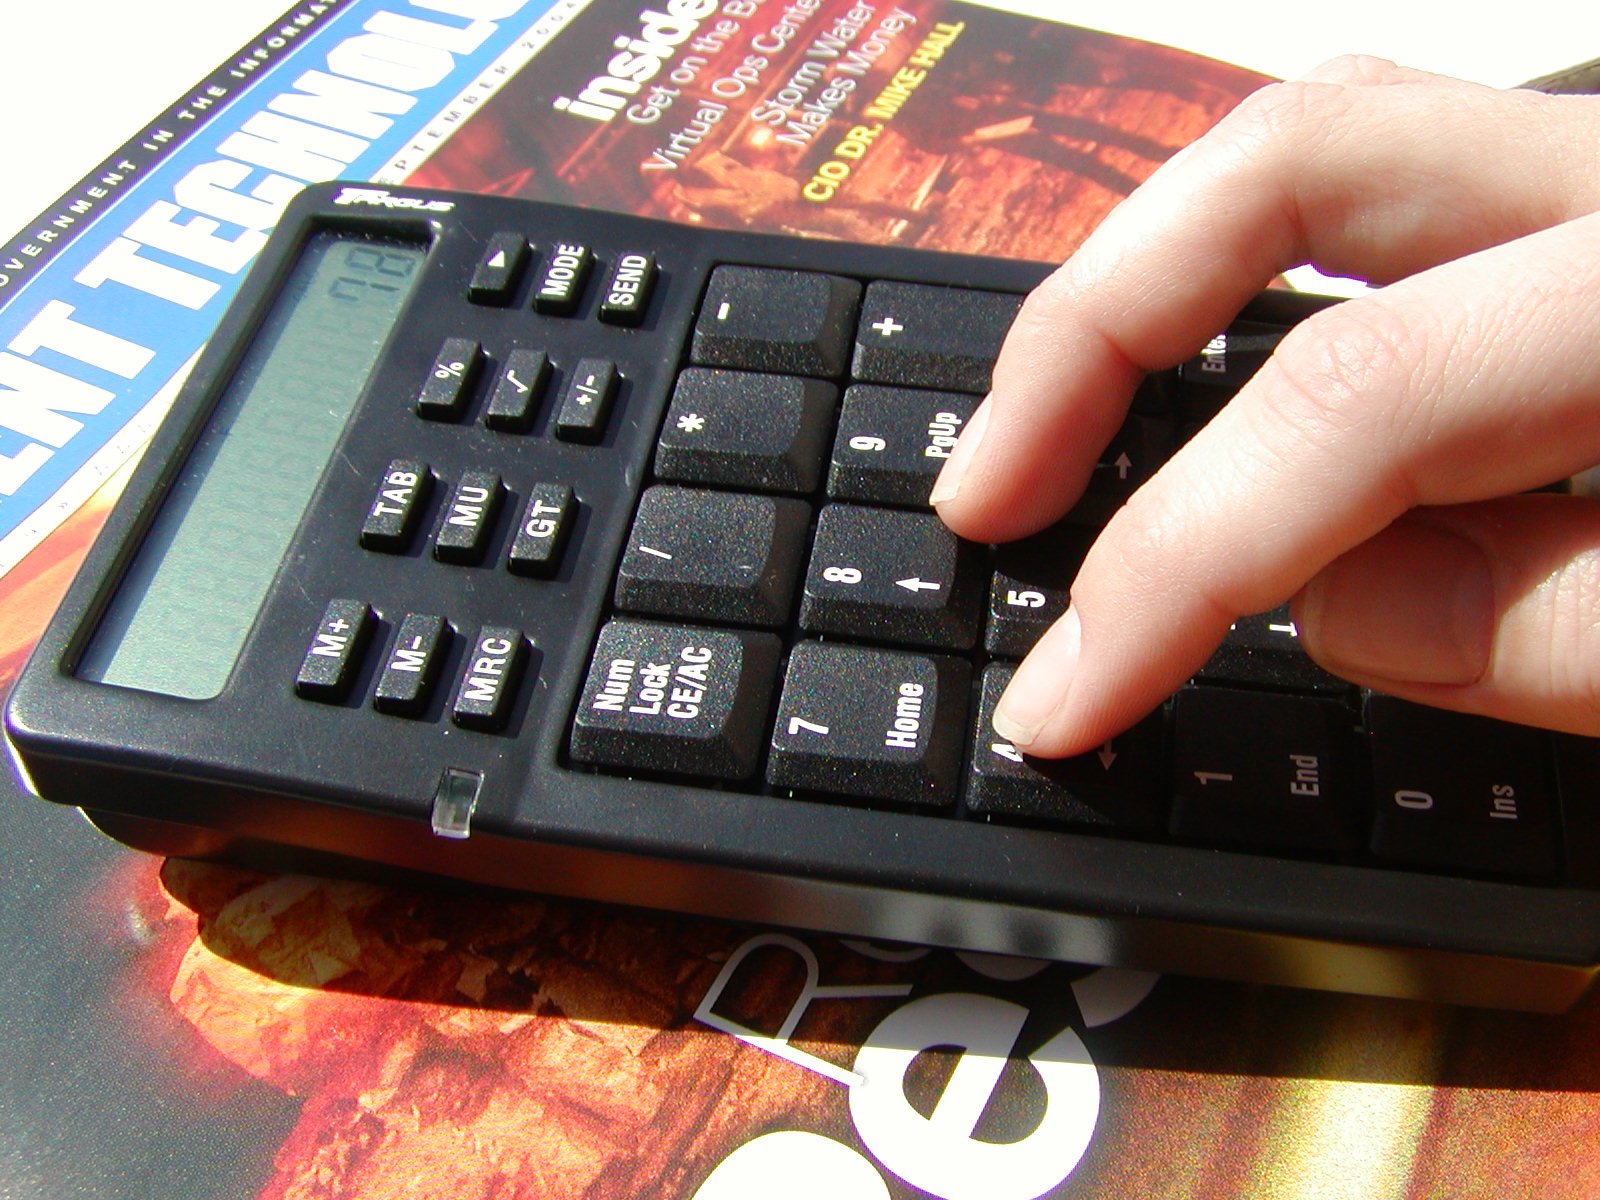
572, 257, 1568, 889
29, 186, 1600, 1013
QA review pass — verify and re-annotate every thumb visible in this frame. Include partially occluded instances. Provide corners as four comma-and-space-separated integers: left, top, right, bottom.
1292, 496, 1600, 734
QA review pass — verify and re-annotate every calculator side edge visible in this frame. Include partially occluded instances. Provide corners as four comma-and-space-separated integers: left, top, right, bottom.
3, 185, 445, 780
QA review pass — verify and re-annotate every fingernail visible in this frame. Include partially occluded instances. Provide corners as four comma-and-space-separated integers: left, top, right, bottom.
994, 607, 1081, 747
928, 399, 991, 506
1299, 521, 1493, 685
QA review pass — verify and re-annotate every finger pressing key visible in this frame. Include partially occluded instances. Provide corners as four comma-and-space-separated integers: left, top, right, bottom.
998, 214, 1600, 756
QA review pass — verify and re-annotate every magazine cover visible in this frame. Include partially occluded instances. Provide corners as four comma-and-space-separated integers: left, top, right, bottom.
10, 3, 1598, 1198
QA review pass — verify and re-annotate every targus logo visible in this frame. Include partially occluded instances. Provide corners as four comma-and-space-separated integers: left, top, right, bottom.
332, 187, 456, 212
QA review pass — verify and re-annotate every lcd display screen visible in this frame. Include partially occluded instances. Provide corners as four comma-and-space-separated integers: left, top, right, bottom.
78, 232, 427, 698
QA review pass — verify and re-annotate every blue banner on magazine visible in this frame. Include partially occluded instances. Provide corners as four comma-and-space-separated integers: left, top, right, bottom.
0, 0, 573, 572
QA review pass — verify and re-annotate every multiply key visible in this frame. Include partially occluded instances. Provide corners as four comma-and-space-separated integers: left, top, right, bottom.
768, 641, 970, 808
800, 504, 983, 649
570, 619, 781, 780
654, 368, 835, 494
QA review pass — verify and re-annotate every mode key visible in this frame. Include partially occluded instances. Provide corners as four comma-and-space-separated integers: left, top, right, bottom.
533, 242, 593, 315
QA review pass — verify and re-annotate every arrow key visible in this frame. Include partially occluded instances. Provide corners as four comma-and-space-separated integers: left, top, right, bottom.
467, 231, 530, 305
967, 665, 1165, 831
799, 504, 983, 649
1070, 414, 1173, 524
1168, 686, 1361, 853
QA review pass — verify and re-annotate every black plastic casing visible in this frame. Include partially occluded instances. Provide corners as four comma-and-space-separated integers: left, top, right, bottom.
10, 181, 1600, 1012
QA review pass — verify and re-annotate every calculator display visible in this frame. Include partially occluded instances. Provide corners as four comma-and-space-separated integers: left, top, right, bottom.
77, 232, 427, 699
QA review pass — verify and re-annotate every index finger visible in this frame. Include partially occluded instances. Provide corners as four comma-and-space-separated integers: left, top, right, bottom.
932, 61, 1600, 542
995, 211, 1600, 756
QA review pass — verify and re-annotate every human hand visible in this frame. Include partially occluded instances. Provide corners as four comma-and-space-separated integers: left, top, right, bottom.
930, 57, 1600, 758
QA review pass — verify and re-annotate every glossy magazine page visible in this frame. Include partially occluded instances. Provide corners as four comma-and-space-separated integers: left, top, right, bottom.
8, 3, 1591, 1198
